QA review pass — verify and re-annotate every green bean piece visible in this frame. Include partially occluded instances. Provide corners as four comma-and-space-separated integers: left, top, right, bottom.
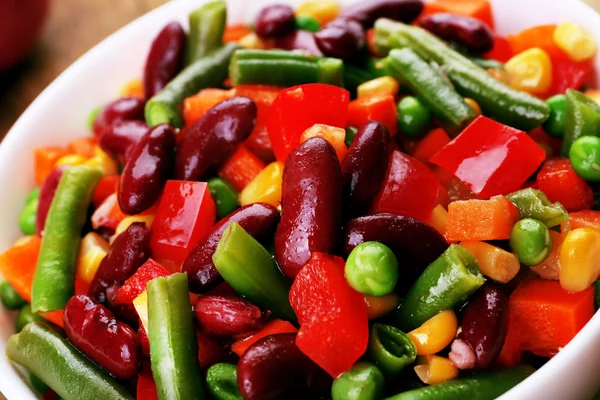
31, 166, 103, 313
87, 107, 101, 132
331, 362, 385, 400
16, 304, 45, 333
295, 16, 320, 32
506, 188, 569, 228
29, 372, 51, 395
510, 218, 552, 266
184, 0, 227, 65
562, 89, 600, 156
395, 244, 484, 331
569, 136, 600, 181
0, 280, 26, 310
212, 222, 295, 321
367, 324, 417, 377
384, 365, 535, 400
469, 56, 504, 70
7, 322, 133, 400
146, 43, 240, 128
208, 177, 240, 219
345, 126, 359, 147
206, 363, 243, 400
19, 198, 38, 235
317, 57, 345, 87
345, 242, 398, 297
26, 187, 41, 204
544, 94, 567, 138
344, 65, 377, 98
397, 96, 432, 139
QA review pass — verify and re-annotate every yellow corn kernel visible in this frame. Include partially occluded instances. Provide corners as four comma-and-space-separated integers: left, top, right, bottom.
295, 0, 340, 25
427, 205, 448, 236
240, 161, 284, 208
133, 291, 149, 331
363, 293, 401, 320
464, 98, 481, 115
414, 355, 459, 385
84, 147, 119, 176
119, 78, 144, 99
505, 48, 552, 95
553, 22, 597, 62
239, 32, 274, 50
408, 310, 457, 356
460, 241, 520, 283
585, 89, 600, 106
76, 232, 109, 284
487, 68, 510, 84
559, 228, 600, 292
300, 124, 347, 162
357, 77, 400, 99
113, 215, 155, 241
55, 154, 87, 167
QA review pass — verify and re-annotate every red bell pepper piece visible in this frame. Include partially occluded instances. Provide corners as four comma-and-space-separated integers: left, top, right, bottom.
290, 253, 369, 378
267, 84, 349, 161
115, 259, 170, 304
223, 24, 252, 43
411, 128, 451, 164
92, 175, 120, 207
431, 116, 546, 199
137, 362, 159, 400
371, 150, 439, 221
543, 56, 593, 98
569, 210, 600, 231
91, 193, 127, 231
528, 127, 562, 157
536, 159, 594, 212
483, 36, 513, 63
420, 0, 495, 29
150, 180, 216, 266
347, 95, 397, 137
218, 145, 266, 191
231, 319, 299, 357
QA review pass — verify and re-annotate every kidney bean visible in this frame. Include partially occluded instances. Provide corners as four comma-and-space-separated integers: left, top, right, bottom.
93, 97, 145, 137
237, 333, 331, 400
343, 213, 448, 292
64, 295, 141, 379
89, 222, 151, 304
418, 13, 494, 53
274, 137, 343, 278
35, 165, 68, 235
275, 30, 323, 56
138, 324, 150, 357
174, 96, 257, 181
118, 124, 175, 215
339, 0, 424, 28
197, 331, 229, 370
342, 121, 390, 218
99, 120, 149, 164
194, 295, 265, 336
144, 22, 186, 100
183, 203, 279, 293
314, 18, 366, 62
255, 4, 296, 39
452, 283, 509, 369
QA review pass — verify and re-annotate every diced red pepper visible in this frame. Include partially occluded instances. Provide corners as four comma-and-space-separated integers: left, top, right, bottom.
371, 151, 439, 221
569, 210, 600, 231
150, 181, 216, 266
92, 175, 120, 207
223, 24, 252, 43
137, 362, 159, 400
431, 116, 546, 199
419, 0, 495, 29
528, 127, 562, 157
290, 253, 369, 378
231, 319, 299, 356
91, 193, 127, 231
114, 259, 170, 304
218, 145, 266, 191
347, 95, 398, 137
536, 159, 594, 212
543, 56, 593, 98
483, 36, 513, 63
267, 84, 349, 161
411, 128, 451, 164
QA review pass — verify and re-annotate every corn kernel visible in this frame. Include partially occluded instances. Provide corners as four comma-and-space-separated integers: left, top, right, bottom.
119, 78, 144, 99
300, 124, 347, 163
295, 0, 340, 25
363, 293, 401, 320
464, 98, 481, 115
112, 215, 155, 241
408, 310, 457, 356
487, 68, 510, 85
240, 161, 284, 208
459, 241, 520, 283
505, 48, 552, 95
84, 147, 119, 176
414, 355, 459, 385
55, 154, 87, 167
357, 76, 400, 99
427, 204, 448, 236
559, 228, 600, 292
585, 89, 600, 106
76, 232, 109, 284
133, 291, 149, 331
554, 22, 597, 62
239, 32, 274, 50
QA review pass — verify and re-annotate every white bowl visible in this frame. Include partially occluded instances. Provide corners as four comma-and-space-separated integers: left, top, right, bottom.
1, 0, 600, 398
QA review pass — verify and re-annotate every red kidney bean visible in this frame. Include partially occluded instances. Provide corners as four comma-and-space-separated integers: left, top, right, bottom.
194, 295, 265, 336
89, 222, 151, 304
315, 18, 366, 62
118, 124, 175, 215
174, 96, 257, 181
64, 295, 141, 379
255, 4, 296, 39
274, 137, 342, 279
36, 165, 68, 235
340, 0, 424, 28
93, 97, 145, 138
99, 120, 149, 164
275, 30, 323, 56
138, 325, 150, 357
453, 283, 509, 369
197, 331, 229, 370
418, 13, 494, 53
183, 203, 279, 293
237, 333, 331, 400
143, 21, 186, 100
343, 213, 448, 292
342, 121, 390, 218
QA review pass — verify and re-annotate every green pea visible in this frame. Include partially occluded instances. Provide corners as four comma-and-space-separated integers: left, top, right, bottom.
332, 362, 385, 400
208, 177, 240, 219
26, 187, 41, 204
0, 281, 27, 310
29, 372, 50, 395
368, 323, 416, 377
19, 198, 38, 235
543, 94, 567, 138
509, 218, 552, 266
87, 106, 101, 132
345, 242, 398, 297
206, 363, 243, 400
397, 96, 431, 139
295, 16, 320, 32
345, 126, 359, 147
16, 304, 45, 333
569, 136, 600, 181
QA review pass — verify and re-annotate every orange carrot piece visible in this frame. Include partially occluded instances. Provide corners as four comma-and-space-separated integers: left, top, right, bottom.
412, 128, 451, 164
67, 137, 97, 158
420, 0, 495, 29
530, 230, 564, 280
223, 24, 252, 43
568, 210, 600, 231
183, 88, 233, 126
507, 25, 565, 58
34, 147, 67, 185
42, 310, 64, 328
0, 236, 42, 302
231, 319, 298, 356
218, 145, 266, 191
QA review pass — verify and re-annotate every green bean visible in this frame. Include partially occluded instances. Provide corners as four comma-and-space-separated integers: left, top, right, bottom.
29, 372, 51, 395
208, 177, 240, 219
206, 363, 243, 400
345, 126, 359, 147
506, 188, 569, 227
331, 362, 385, 400
562, 89, 600, 156
184, 0, 227, 65
368, 324, 417, 377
